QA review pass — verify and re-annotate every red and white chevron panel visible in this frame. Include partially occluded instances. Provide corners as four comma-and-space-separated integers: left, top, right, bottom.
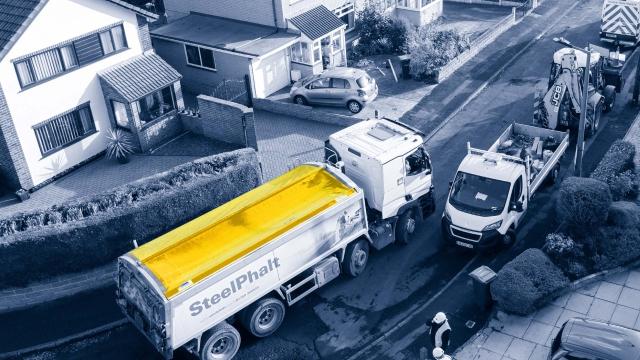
601, 1, 640, 36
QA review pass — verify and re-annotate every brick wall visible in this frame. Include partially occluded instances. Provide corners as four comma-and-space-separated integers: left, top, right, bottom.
136, 15, 153, 52
181, 95, 258, 150
0, 85, 33, 191
253, 98, 360, 127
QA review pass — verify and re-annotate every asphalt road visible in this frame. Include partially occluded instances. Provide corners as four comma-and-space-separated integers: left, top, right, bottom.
8, 0, 640, 359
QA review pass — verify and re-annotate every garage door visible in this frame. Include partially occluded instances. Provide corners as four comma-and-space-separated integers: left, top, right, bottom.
253, 49, 290, 98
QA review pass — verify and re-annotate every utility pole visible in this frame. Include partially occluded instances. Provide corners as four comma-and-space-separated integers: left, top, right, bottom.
574, 44, 590, 177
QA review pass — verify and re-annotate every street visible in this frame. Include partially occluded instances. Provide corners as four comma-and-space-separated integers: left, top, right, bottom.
8, 0, 640, 359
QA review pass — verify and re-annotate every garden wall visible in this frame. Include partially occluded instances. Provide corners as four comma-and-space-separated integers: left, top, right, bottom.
0, 149, 262, 288
181, 95, 258, 150
436, 8, 516, 82
253, 98, 360, 127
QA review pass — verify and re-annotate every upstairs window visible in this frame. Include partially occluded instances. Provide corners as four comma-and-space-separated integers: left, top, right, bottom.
14, 24, 127, 89
185, 44, 216, 70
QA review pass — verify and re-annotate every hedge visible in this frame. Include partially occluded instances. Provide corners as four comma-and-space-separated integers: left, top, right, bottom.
0, 149, 261, 288
556, 177, 612, 237
594, 225, 640, 272
607, 201, 640, 229
591, 140, 638, 201
491, 249, 569, 315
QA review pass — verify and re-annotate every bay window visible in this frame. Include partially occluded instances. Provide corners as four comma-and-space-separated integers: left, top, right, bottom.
290, 42, 311, 64
134, 86, 176, 125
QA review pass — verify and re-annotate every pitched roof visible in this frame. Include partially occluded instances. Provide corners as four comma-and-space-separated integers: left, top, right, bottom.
0, 0, 157, 63
99, 53, 181, 102
0, 0, 47, 62
289, 5, 346, 41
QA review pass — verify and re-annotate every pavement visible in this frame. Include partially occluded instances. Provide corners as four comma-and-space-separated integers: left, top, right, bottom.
454, 269, 640, 360
4, 0, 640, 359
0, 133, 237, 217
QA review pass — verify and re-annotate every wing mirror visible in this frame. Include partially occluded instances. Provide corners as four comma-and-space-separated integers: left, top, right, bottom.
448, 181, 453, 189
510, 200, 524, 213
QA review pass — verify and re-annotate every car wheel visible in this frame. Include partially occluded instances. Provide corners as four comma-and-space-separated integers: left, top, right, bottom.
293, 95, 307, 106
347, 100, 362, 114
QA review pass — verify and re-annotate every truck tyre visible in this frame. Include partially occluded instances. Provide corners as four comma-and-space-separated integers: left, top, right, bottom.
240, 297, 286, 338
603, 85, 616, 113
396, 209, 417, 245
545, 163, 560, 186
586, 101, 602, 138
501, 229, 516, 249
199, 322, 241, 360
343, 239, 369, 277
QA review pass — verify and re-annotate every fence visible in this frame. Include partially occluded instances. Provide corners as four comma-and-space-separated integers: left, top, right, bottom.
436, 7, 517, 82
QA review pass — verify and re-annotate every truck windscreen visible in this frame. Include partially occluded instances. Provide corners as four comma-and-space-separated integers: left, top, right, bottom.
449, 172, 510, 216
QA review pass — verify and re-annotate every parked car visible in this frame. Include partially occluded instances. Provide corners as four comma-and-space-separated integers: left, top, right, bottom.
549, 318, 640, 360
289, 67, 378, 113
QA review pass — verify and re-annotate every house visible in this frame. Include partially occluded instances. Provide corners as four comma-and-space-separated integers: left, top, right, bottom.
153, 0, 442, 99
0, 0, 185, 193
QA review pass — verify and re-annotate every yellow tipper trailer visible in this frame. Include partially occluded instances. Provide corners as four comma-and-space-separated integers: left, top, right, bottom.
117, 163, 369, 357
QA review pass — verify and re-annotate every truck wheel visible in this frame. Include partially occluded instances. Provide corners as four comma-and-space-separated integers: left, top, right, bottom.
199, 322, 241, 360
396, 209, 417, 245
343, 239, 369, 277
546, 164, 560, 186
501, 230, 516, 249
586, 102, 602, 138
603, 85, 616, 113
240, 297, 286, 338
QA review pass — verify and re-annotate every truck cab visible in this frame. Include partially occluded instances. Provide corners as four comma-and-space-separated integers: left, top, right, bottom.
325, 118, 435, 249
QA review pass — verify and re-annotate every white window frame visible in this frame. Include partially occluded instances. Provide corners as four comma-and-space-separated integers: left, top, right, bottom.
184, 43, 217, 71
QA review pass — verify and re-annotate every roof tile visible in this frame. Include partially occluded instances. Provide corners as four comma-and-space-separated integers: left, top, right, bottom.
289, 5, 346, 41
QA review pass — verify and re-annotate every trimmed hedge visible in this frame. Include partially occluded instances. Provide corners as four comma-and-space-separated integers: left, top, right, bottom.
556, 177, 612, 237
594, 225, 640, 272
591, 140, 638, 201
607, 201, 640, 229
543, 233, 587, 280
0, 149, 261, 288
491, 249, 569, 315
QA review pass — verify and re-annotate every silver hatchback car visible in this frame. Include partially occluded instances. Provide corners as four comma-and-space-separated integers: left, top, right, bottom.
289, 67, 378, 113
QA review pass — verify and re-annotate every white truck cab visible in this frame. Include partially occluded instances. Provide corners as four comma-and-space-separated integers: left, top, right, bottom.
326, 118, 435, 248
443, 124, 569, 251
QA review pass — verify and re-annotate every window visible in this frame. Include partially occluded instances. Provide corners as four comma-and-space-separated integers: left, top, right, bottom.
111, 101, 129, 129
331, 31, 343, 53
185, 44, 216, 70
309, 78, 331, 89
14, 24, 126, 88
331, 78, 350, 89
334, 3, 355, 32
290, 42, 311, 64
313, 42, 321, 63
134, 86, 176, 125
405, 147, 428, 176
33, 104, 96, 156
510, 176, 523, 205
397, 0, 420, 8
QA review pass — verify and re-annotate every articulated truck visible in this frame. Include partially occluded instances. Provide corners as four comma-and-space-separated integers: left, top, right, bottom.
442, 123, 569, 251
116, 118, 435, 360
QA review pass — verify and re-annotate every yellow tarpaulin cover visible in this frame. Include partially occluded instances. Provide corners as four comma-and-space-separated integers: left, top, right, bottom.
130, 165, 355, 299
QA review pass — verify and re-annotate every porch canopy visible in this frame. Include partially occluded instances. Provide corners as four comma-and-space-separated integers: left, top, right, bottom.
289, 5, 346, 41
99, 53, 181, 102
150, 13, 299, 57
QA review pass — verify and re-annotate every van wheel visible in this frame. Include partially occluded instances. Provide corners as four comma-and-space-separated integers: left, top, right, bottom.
200, 322, 241, 360
240, 297, 286, 338
396, 209, 417, 245
343, 239, 369, 277
546, 164, 560, 186
501, 230, 516, 249
293, 95, 307, 105
347, 100, 362, 113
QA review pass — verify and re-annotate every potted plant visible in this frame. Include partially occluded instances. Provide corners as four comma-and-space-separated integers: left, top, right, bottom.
105, 129, 135, 164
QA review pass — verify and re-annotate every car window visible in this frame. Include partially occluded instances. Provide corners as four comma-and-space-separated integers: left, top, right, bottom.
331, 78, 350, 89
309, 78, 331, 89
356, 75, 371, 88
510, 176, 523, 204
405, 148, 428, 176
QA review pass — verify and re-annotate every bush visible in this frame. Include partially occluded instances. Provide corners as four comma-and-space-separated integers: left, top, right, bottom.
0, 149, 261, 288
607, 201, 640, 229
543, 233, 588, 279
408, 24, 470, 80
591, 140, 638, 201
354, 3, 410, 55
593, 226, 640, 271
556, 177, 612, 237
491, 249, 569, 315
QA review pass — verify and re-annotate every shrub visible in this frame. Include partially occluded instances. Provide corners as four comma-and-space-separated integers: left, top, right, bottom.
591, 140, 638, 201
408, 24, 470, 80
607, 201, 640, 229
354, 3, 410, 55
0, 149, 261, 288
543, 233, 588, 279
556, 177, 612, 237
593, 226, 640, 271
491, 249, 569, 315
